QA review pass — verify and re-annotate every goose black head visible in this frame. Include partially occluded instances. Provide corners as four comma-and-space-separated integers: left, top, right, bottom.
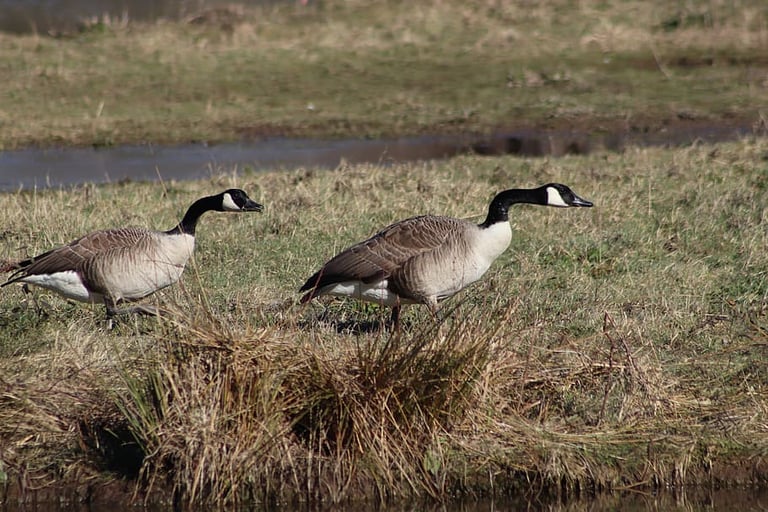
542, 183, 594, 208
221, 189, 264, 212
170, 188, 264, 235
481, 183, 593, 227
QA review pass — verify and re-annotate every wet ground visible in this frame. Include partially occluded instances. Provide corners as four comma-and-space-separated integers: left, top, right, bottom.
0, 119, 759, 192
3, 487, 768, 512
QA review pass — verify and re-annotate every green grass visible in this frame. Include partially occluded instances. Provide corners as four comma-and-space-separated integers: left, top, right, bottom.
0, 0, 766, 149
1, 138, 767, 505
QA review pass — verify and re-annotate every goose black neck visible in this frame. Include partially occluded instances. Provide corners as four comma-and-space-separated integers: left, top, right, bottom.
166, 195, 220, 235
480, 187, 547, 228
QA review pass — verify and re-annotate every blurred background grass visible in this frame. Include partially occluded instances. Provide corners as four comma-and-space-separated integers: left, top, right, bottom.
0, 0, 765, 149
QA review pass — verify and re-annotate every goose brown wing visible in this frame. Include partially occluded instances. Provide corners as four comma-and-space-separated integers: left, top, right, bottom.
300, 215, 462, 292
3, 228, 150, 286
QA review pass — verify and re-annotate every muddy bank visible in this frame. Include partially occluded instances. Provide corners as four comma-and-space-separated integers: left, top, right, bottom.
471, 116, 761, 156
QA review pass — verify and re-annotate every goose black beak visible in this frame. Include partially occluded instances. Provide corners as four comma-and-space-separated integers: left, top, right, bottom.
571, 194, 594, 207
243, 200, 264, 212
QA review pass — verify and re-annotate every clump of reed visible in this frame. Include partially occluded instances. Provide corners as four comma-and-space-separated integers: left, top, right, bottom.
116, 297, 503, 506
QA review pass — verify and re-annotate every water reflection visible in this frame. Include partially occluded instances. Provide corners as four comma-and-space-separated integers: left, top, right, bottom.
3, 489, 768, 511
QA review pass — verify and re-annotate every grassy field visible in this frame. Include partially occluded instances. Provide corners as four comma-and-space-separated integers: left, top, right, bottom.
0, 0, 766, 149
0, 137, 767, 506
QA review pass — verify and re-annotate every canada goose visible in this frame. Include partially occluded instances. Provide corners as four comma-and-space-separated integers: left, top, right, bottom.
1, 189, 263, 318
299, 183, 592, 326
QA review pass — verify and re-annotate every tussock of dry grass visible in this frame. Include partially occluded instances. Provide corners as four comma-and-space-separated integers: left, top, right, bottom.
115, 297, 497, 504
1, 138, 768, 505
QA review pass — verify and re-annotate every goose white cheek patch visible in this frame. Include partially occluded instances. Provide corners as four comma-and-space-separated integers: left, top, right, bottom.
221, 193, 240, 211
546, 187, 569, 207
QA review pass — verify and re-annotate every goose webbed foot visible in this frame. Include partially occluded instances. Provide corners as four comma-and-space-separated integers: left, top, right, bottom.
115, 304, 164, 316
105, 302, 166, 328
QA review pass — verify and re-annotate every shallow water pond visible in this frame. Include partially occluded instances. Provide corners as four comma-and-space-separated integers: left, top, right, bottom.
0, 122, 754, 192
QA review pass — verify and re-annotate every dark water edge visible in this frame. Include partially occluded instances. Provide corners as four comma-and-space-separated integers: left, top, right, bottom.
3, 487, 768, 512
0, 0, 279, 35
0, 121, 759, 192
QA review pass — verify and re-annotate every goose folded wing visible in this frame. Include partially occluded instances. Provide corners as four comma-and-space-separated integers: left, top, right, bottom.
5, 228, 147, 283
305, 216, 457, 289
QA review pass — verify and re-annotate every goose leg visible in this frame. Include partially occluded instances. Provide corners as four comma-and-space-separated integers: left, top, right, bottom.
389, 304, 401, 331
425, 297, 440, 320
104, 298, 120, 329
21, 283, 46, 317
105, 298, 119, 319
424, 297, 446, 337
